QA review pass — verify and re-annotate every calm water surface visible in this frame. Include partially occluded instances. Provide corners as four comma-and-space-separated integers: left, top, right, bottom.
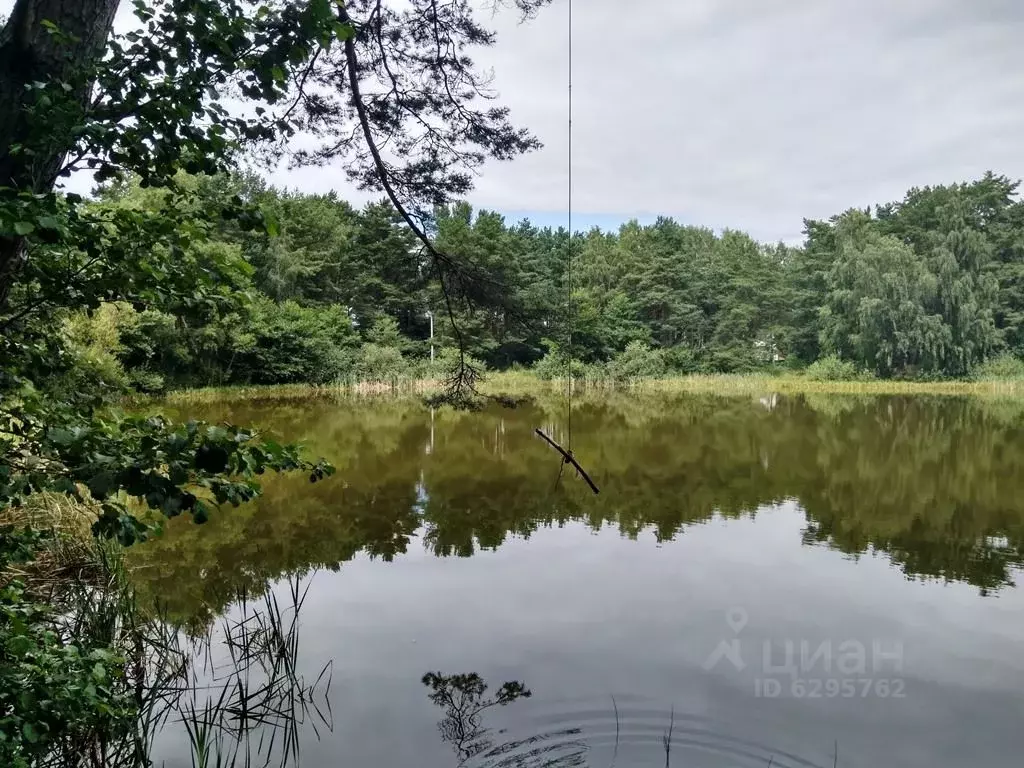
134, 391, 1024, 767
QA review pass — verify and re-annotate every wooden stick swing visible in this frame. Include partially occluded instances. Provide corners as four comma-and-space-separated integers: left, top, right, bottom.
535, 428, 599, 495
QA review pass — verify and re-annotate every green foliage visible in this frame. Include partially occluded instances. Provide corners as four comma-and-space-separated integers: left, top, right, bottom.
814, 178, 1009, 378
973, 353, 1024, 380
0, 531, 132, 768
234, 298, 357, 385
421, 348, 488, 382
357, 344, 409, 383
0, 0, 558, 762
58, 304, 132, 395
21, 168, 1023, 391
532, 343, 588, 381
805, 355, 863, 382
606, 341, 667, 382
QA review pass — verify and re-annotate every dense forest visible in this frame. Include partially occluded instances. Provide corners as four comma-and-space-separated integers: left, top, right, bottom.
67, 170, 1024, 393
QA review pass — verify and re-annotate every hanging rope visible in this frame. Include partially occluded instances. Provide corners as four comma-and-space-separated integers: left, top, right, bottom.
534, 0, 598, 495
566, 0, 574, 455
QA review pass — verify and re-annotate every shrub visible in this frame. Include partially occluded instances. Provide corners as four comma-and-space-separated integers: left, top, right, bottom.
58, 304, 131, 395
356, 343, 409, 382
117, 308, 190, 391
235, 298, 358, 384
0, 530, 133, 768
419, 347, 488, 380
532, 351, 564, 380
805, 355, 864, 381
532, 352, 590, 381
663, 346, 701, 375
606, 341, 667, 382
973, 353, 1024, 381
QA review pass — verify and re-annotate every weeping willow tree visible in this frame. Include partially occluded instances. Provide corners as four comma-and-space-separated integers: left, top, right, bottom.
817, 202, 1001, 378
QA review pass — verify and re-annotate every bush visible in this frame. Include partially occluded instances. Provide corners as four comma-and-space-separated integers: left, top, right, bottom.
782, 355, 808, 372
0, 530, 133, 768
58, 304, 131, 395
117, 308, 190, 392
606, 341, 667, 382
235, 298, 358, 384
532, 351, 590, 381
532, 351, 564, 380
356, 343, 409, 382
805, 355, 865, 381
973, 353, 1024, 381
418, 347, 488, 380
663, 346, 701, 374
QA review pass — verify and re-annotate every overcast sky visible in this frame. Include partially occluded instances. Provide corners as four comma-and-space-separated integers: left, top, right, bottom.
272, 0, 1024, 243
9, 0, 1024, 243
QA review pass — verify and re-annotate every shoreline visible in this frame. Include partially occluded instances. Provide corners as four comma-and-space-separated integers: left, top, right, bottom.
154, 372, 1024, 405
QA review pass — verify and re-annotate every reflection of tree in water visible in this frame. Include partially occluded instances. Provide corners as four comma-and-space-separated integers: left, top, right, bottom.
423, 672, 531, 762
423, 672, 587, 767
133, 393, 1024, 626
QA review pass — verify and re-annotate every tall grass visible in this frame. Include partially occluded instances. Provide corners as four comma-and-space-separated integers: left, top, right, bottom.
1, 494, 330, 768
159, 378, 445, 406
179, 575, 332, 768
0, 493, 103, 590
156, 371, 1024, 407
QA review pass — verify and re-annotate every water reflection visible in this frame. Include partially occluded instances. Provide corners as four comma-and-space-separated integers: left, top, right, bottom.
420, 673, 842, 768
422, 672, 537, 763
133, 392, 1024, 626
135, 574, 331, 768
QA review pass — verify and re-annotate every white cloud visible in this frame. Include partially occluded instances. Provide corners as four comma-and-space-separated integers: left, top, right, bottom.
451, 0, 1024, 242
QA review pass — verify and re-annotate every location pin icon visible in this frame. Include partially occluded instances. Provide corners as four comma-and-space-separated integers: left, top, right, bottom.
726, 607, 749, 635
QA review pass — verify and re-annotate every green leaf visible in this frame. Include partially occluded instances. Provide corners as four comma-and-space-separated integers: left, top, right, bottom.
87, 470, 117, 499
192, 500, 210, 525
333, 21, 355, 41
263, 212, 280, 237
22, 723, 39, 744
47, 427, 76, 446
13, 221, 35, 235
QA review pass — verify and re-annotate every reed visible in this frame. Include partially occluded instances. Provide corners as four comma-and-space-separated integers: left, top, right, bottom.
0, 492, 103, 591
154, 371, 1024, 406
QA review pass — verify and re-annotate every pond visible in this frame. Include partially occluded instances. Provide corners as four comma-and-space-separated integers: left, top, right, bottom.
132, 391, 1024, 768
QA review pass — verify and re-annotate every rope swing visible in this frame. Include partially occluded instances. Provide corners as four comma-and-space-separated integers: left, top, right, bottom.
535, 0, 599, 495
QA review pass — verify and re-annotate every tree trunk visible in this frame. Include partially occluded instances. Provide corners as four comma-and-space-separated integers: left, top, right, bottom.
0, 0, 120, 307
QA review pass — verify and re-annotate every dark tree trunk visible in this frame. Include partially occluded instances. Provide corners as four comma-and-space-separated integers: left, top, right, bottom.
0, 0, 120, 307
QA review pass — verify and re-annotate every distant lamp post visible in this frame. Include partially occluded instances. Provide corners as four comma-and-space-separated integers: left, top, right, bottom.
426, 310, 434, 361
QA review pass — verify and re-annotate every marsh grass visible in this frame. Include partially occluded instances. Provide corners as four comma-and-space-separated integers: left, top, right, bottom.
1, 491, 330, 768
0, 493, 104, 591
177, 575, 333, 768
156, 371, 1024, 407
157, 378, 444, 406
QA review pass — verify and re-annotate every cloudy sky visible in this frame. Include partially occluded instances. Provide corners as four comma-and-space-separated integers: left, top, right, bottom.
10, 0, 1024, 243
271, 0, 1024, 243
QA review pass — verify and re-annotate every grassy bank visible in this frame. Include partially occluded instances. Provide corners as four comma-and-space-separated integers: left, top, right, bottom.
1, 493, 328, 768
156, 371, 1024, 406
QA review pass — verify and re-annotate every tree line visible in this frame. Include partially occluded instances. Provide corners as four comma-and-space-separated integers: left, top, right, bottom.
69, 170, 1024, 391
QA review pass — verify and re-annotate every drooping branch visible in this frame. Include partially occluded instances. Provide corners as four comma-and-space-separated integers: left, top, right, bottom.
339, 2, 488, 401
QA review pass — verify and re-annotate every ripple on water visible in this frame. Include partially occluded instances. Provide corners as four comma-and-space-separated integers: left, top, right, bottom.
460, 695, 835, 768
